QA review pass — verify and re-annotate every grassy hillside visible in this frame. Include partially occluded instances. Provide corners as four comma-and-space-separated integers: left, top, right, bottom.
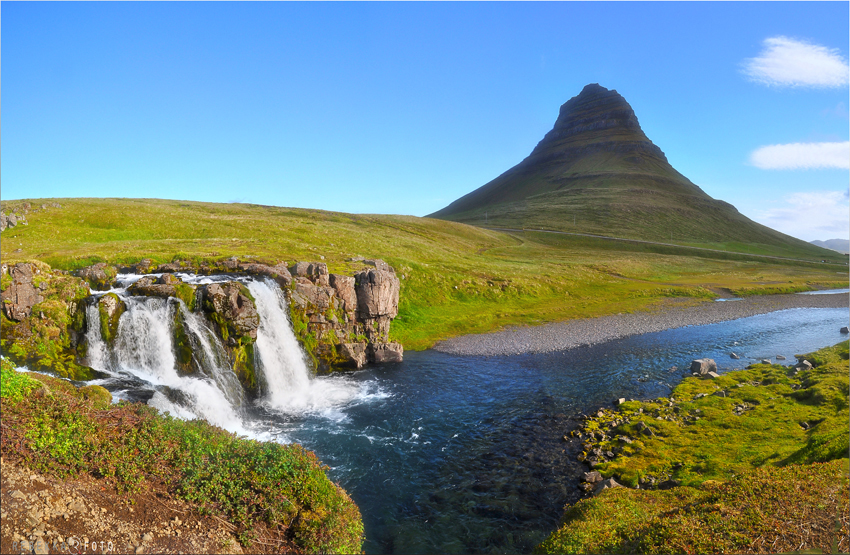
537, 341, 850, 554
0, 358, 364, 553
1, 197, 846, 349
429, 85, 842, 262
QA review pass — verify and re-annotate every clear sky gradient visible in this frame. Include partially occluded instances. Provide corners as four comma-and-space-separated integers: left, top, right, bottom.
3, 2, 848, 242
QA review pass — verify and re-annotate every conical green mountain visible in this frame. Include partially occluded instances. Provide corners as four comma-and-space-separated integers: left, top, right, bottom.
429, 84, 828, 257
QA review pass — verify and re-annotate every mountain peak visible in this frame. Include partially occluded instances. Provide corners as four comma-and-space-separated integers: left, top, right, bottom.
531, 83, 650, 157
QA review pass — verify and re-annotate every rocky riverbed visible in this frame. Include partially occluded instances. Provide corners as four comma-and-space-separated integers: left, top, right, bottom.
435, 291, 849, 356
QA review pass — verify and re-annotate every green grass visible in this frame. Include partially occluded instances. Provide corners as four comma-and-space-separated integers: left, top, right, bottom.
535, 460, 849, 555
538, 341, 850, 554
0, 364, 363, 553
1, 198, 846, 349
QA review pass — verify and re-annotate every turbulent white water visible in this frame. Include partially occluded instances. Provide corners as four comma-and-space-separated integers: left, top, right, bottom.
249, 280, 364, 415
85, 276, 378, 435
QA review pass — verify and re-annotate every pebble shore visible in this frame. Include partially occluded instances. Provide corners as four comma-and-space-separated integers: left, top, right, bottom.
435, 291, 849, 356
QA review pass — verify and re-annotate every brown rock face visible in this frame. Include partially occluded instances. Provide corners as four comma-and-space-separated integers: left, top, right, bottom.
238, 262, 292, 287
329, 274, 356, 318
1, 263, 44, 321
368, 342, 403, 364
355, 268, 400, 320
201, 282, 260, 341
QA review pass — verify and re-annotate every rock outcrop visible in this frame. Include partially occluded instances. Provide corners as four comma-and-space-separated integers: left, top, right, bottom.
1, 263, 44, 322
1, 262, 95, 380
288, 259, 403, 369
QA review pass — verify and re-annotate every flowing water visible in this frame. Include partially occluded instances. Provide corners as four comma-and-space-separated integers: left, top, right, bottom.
84, 276, 849, 554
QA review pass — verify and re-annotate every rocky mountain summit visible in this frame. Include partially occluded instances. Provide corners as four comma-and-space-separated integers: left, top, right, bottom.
430, 84, 829, 256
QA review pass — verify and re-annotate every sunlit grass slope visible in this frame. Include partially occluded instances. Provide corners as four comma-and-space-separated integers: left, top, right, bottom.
1, 198, 846, 349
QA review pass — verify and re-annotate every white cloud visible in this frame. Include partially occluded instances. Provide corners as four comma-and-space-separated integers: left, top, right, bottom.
750, 141, 849, 170
742, 36, 849, 88
754, 190, 849, 242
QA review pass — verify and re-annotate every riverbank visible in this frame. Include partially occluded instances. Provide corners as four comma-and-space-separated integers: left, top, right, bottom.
536, 340, 850, 554
435, 290, 849, 356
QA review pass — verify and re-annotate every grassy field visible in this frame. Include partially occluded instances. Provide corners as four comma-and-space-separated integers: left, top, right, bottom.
1, 198, 847, 349
537, 341, 850, 554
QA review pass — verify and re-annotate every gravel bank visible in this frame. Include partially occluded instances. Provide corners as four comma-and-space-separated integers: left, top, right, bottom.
434, 292, 850, 356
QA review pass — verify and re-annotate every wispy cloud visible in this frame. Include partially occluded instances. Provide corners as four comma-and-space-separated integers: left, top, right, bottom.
750, 141, 849, 170
755, 190, 850, 242
742, 36, 849, 88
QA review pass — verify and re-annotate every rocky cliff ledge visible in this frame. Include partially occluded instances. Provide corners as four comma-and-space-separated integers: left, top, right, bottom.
1, 256, 403, 394
79, 256, 403, 374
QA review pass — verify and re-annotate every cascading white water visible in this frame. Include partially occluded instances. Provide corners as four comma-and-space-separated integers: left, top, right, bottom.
248, 279, 364, 415
84, 275, 379, 435
177, 303, 245, 407
87, 295, 246, 434
85, 302, 110, 370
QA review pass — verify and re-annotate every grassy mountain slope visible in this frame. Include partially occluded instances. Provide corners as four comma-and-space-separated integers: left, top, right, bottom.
429, 84, 837, 261
1, 197, 846, 350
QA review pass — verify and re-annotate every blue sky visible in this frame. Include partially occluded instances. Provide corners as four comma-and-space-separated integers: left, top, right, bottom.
2, 2, 848, 241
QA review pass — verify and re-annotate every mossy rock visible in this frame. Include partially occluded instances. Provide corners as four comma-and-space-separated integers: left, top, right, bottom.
79, 384, 112, 409
174, 283, 198, 311
172, 309, 196, 376
98, 293, 125, 344
232, 341, 257, 395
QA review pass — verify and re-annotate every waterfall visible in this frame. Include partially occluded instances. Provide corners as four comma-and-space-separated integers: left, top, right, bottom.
86, 294, 245, 434
248, 279, 362, 415
83, 274, 377, 434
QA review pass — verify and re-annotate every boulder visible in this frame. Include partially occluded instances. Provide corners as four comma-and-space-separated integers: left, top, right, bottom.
1, 263, 44, 321
795, 360, 813, 371
760, 359, 772, 365
613, 397, 626, 405
0, 211, 7, 231
201, 282, 260, 342
776, 355, 786, 360
368, 342, 404, 363
582, 471, 603, 483
128, 276, 176, 299
730, 352, 740, 360
329, 274, 357, 317
705, 371, 720, 379
841, 327, 849, 334
337, 343, 367, 369
355, 267, 400, 319
592, 477, 623, 496
76, 263, 117, 290
690, 359, 717, 375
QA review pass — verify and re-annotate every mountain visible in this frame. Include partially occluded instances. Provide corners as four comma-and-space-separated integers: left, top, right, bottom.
429, 84, 832, 259
811, 239, 850, 254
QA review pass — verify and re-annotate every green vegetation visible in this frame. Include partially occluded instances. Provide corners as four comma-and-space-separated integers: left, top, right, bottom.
0, 263, 99, 380
538, 341, 850, 554
535, 460, 848, 555
0, 363, 363, 553
1, 198, 844, 351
